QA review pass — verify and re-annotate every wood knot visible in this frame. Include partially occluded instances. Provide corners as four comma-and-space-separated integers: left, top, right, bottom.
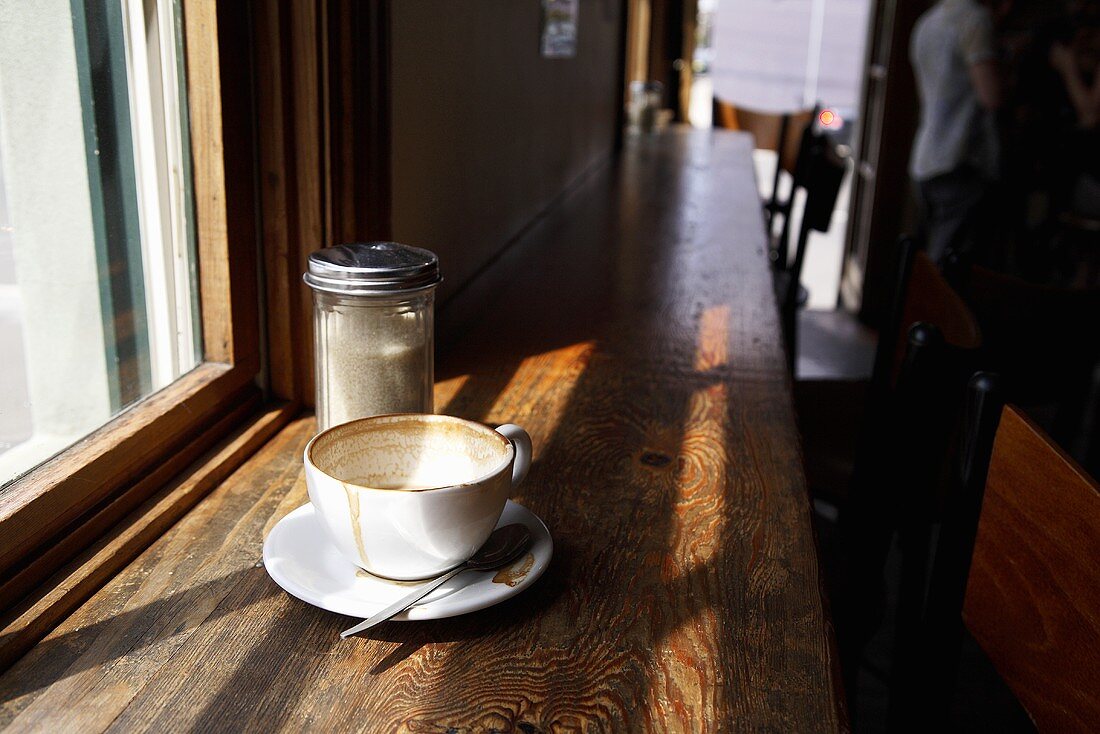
640, 451, 673, 468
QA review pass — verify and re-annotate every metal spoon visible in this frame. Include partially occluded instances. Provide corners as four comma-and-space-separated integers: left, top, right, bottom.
340, 523, 531, 638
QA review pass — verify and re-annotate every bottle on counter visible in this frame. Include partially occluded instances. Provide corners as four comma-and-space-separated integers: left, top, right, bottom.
303, 242, 441, 432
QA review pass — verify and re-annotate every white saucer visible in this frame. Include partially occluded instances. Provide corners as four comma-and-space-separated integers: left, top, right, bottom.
263, 500, 552, 621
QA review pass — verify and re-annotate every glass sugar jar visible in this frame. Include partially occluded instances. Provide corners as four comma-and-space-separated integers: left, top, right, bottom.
304, 242, 441, 431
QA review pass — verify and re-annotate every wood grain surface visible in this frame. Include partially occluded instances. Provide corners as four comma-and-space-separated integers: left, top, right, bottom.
963, 406, 1100, 732
0, 402, 293, 673
0, 130, 843, 732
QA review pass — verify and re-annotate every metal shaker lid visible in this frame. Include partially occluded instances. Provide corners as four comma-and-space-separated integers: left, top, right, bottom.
303, 242, 442, 295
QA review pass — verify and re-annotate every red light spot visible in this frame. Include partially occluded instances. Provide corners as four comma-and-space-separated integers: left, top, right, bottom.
819, 109, 836, 126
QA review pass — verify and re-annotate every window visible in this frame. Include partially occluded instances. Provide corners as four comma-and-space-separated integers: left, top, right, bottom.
0, 0, 262, 600
0, 0, 200, 488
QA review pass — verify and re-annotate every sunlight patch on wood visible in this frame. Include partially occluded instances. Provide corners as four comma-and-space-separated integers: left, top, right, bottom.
432, 374, 471, 414
694, 305, 730, 372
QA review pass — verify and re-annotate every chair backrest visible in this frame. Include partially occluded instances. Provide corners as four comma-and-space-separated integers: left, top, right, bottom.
778, 136, 846, 310
773, 116, 840, 267
962, 406, 1100, 731
868, 240, 982, 408
890, 252, 983, 385
798, 137, 846, 234
915, 399, 1100, 729
712, 99, 813, 173
867, 247, 983, 516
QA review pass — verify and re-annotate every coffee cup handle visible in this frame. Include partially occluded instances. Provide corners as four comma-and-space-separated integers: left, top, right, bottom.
495, 424, 531, 488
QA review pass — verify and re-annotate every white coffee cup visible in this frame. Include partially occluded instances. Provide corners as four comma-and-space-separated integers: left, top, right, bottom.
303, 413, 532, 580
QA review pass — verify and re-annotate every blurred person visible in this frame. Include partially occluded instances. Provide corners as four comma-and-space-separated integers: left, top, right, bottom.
1051, 29, 1100, 129
910, 0, 1004, 266
1050, 24, 1100, 220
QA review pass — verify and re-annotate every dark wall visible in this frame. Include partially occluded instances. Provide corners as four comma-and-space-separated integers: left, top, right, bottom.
389, 1, 624, 304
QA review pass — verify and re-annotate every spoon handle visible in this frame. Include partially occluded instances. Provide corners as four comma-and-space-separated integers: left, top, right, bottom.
340, 565, 466, 638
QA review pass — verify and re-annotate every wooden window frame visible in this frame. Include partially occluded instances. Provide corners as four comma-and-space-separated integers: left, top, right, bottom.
0, 2, 272, 613
253, 0, 393, 409
0, 0, 393, 669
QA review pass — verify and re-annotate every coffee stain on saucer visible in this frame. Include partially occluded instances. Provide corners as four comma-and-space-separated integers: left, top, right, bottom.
493, 552, 534, 587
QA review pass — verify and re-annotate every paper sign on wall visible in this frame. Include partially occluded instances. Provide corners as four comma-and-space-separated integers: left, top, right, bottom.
541, 0, 579, 58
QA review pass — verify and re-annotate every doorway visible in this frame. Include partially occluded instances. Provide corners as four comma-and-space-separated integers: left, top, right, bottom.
710, 0, 874, 313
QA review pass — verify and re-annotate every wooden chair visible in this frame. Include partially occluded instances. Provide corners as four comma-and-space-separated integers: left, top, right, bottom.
713, 99, 846, 370
836, 322, 985, 696
890, 250, 983, 384
773, 131, 847, 369
798, 238, 982, 504
912, 403, 1100, 730
772, 115, 843, 268
829, 239, 985, 697
712, 99, 814, 242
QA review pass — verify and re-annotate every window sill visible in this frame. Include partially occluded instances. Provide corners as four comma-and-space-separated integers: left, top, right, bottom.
0, 401, 295, 670
0, 435, 80, 489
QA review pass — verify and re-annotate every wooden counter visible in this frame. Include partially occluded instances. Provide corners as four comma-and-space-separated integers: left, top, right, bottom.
0, 129, 845, 731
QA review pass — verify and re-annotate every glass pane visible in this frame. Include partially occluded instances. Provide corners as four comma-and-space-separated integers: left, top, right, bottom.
0, 0, 200, 488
